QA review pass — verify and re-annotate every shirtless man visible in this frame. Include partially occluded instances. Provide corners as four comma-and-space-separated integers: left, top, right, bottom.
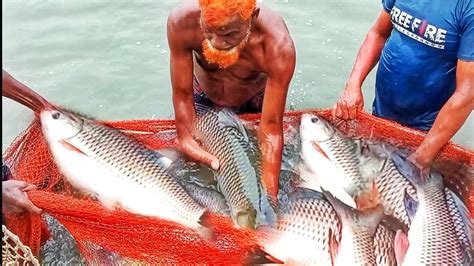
167, 0, 296, 201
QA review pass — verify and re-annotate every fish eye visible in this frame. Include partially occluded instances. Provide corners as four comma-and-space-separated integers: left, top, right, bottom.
311, 117, 318, 123
52, 112, 61, 119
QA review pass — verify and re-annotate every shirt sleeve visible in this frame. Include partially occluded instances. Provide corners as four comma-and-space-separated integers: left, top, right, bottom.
457, 0, 474, 61
382, 0, 396, 13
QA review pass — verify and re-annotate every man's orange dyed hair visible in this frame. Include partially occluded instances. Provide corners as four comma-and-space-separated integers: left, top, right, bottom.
199, 0, 256, 27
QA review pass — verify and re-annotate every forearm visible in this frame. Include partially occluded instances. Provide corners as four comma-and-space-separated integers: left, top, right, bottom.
2, 70, 22, 94
2, 70, 50, 111
347, 30, 388, 87
172, 89, 196, 138
413, 92, 473, 166
258, 121, 283, 200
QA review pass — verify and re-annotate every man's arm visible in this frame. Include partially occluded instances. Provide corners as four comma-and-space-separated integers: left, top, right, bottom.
2, 162, 41, 214
3, 180, 41, 214
259, 35, 296, 201
2, 70, 50, 112
409, 60, 474, 168
333, 10, 392, 119
167, 11, 219, 170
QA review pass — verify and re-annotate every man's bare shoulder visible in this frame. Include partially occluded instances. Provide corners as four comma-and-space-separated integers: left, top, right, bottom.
258, 7, 294, 50
258, 7, 296, 70
167, 2, 200, 41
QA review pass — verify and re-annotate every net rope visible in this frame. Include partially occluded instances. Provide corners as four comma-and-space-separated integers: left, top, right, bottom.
2, 225, 40, 266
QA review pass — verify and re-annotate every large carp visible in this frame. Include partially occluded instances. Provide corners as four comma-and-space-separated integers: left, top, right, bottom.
41, 108, 210, 236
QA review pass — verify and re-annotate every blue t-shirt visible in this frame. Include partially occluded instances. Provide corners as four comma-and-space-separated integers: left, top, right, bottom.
373, 0, 474, 130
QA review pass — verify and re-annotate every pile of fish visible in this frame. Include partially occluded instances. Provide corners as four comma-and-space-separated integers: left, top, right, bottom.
40, 105, 473, 265
259, 113, 473, 265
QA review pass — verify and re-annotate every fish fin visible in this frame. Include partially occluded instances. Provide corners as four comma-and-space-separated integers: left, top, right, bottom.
97, 195, 119, 210
310, 141, 330, 159
446, 188, 473, 247
196, 211, 217, 241
254, 244, 284, 264
155, 148, 183, 165
140, 149, 176, 170
354, 181, 380, 211
390, 151, 425, 188
323, 187, 383, 235
59, 140, 87, 156
217, 109, 249, 141
403, 188, 418, 223
367, 142, 397, 157
195, 226, 215, 242
329, 227, 340, 265
380, 214, 408, 234
304, 182, 357, 209
394, 229, 409, 265
195, 102, 212, 116
289, 187, 324, 201
258, 196, 278, 227
158, 148, 186, 176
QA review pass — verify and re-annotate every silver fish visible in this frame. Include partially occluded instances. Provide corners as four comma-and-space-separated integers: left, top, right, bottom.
193, 104, 276, 229
40, 109, 208, 235
299, 114, 357, 208
322, 188, 384, 266
259, 187, 341, 265
391, 153, 470, 265
358, 143, 417, 229
180, 182, 230, 216
299, 114, 370, 206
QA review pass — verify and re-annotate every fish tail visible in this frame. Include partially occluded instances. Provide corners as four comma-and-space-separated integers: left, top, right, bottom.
391, 151, 444, 190
322, 187, 384, 235
354, 181, 380, 211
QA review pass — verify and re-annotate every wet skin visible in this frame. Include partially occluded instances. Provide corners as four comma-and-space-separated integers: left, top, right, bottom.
167, 2, 296, 200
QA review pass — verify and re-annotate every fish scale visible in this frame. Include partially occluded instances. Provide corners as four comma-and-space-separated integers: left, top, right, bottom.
350, 228, 376, 264
317, 121, 368, 198
322, 187, 386, 266
360, 149, 418, 229
374, 224, 396, 266
375, 158, 417, 228
445, 189, 473, 258
217, 128, 260, 213
259, 188, 341, 265
261, 186, 397, 265
404, 174, 466, 265
41, 109, 206, 233
76, 122, 204, 221
194, 105, 275, 228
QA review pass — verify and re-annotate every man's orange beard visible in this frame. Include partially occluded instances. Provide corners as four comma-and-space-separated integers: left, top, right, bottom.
201, 29, 251, 69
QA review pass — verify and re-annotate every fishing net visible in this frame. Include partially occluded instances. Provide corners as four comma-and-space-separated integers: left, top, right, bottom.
2, 109, 473, 264
2, 225, 40, 265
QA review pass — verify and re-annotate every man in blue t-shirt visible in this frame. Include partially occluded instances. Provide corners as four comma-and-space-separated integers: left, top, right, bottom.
334, 0, 473, 170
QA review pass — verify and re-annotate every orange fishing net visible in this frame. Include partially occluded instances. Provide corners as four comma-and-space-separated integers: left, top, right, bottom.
3, 109, 473, 264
